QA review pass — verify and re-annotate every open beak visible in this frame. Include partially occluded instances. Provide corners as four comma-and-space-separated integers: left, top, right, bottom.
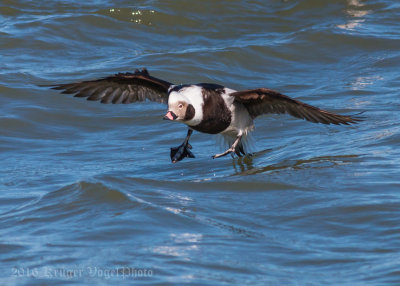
163, 111, 177, 121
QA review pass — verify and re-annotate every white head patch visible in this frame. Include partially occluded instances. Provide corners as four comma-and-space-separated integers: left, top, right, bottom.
168, 85, 204, 126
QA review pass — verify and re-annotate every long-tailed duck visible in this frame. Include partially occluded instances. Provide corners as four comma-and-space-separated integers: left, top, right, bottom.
47, 68, 360, 163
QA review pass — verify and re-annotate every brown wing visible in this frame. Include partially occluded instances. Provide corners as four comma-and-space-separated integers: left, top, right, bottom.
230, 88, 360, 125
47, 68, 173, 104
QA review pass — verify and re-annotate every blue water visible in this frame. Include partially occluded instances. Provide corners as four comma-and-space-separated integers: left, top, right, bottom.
1, 0, 400, 285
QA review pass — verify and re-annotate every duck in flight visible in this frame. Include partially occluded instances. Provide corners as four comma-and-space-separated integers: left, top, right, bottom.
47, 68, 360, 163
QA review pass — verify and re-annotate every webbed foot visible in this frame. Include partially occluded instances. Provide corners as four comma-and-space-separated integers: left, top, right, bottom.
170, 143, 195, 163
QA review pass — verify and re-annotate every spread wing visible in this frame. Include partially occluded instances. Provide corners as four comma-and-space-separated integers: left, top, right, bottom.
230, 88, 360, 125
46, 68, 173, 104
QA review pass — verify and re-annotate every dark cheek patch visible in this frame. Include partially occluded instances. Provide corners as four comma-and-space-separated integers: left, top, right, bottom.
184, 104, 195, 121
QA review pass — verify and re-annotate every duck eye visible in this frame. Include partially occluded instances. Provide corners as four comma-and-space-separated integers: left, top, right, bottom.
178, 103, 183, 109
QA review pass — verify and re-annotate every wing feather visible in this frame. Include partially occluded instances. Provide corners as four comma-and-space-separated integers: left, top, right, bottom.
230, 88, 361, 125
45, 68, 172, 104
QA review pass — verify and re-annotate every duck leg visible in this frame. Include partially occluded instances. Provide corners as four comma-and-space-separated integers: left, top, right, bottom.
170, 129, 195, 163
212, 135, 243, 159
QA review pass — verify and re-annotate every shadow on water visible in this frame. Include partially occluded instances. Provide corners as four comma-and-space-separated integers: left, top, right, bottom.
230, 148, 273, 173
231, 153, 360, 176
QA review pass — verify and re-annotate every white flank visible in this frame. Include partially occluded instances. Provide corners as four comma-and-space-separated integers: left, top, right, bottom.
221, 87, 254, 137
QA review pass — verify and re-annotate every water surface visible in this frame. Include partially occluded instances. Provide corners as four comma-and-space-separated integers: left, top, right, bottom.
1, 0, 400, 285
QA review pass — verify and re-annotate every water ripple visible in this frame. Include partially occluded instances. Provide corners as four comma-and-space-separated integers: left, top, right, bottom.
1, 0, 400, 284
